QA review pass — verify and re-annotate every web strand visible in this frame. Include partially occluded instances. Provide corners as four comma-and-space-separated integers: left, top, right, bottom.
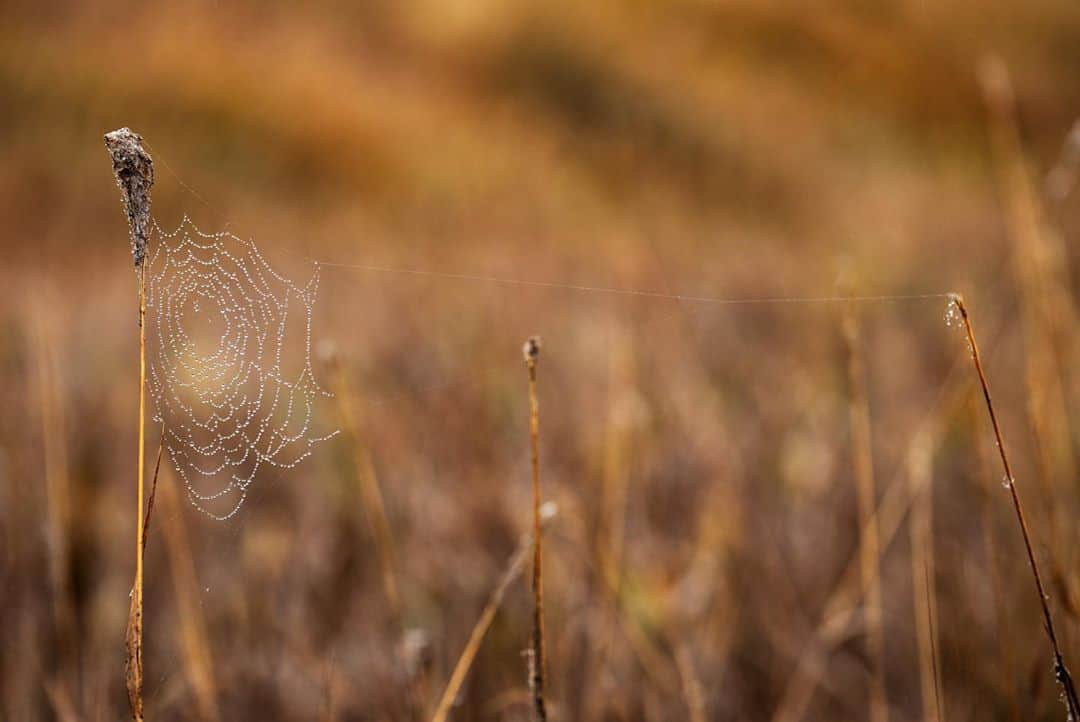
312, 258, 952, 307
148, 148, 954, 309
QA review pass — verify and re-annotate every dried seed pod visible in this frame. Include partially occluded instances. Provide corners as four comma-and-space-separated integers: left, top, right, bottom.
104, 127, 155, 268
523, 335, 542, 365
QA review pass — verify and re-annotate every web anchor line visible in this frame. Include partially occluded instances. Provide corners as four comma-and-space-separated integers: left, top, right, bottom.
312, 258, 953, 307
148, 141, 954, 310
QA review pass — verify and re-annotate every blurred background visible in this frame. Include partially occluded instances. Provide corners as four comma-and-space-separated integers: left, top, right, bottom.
2, 0, 1080, 720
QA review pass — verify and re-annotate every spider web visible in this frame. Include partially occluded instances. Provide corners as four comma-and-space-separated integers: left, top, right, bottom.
145, 217, 338, 520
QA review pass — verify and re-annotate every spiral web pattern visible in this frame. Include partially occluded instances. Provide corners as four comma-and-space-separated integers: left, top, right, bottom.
146, 217, 337, 519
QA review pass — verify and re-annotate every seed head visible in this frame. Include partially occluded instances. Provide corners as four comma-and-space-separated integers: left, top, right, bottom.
104, 127, 155, 269
522, 336, 542, 365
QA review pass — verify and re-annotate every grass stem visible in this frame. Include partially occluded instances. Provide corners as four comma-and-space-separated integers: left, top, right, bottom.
951, 294, 1080, 719
125, 262, 147, 722
523, 336, 547, 722
842, 306, 888, 722
329, 357, 401, 620
430, 531, 536, 722
105, 127, 155, 722
907, 431, 942, 722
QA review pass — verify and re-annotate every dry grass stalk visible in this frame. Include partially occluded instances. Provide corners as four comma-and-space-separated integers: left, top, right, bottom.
979, 61, 1077, 481
327, 351, 401, 619
324, 347, 426, 718
772, 357, 977, 722
950, 294, 1080, 720
1045, 119, 1080, 208
158, 469, 222, 722
430, 528, 539, 722
42, 676, 80, 722
142, 428, 164, 554
979, 56, 1080, 359
607, 596, 682, 695
600, 331, 636, 596
841, 306, 888, 722
28, 308, 77, 682
576, 328, 637, 720
921, 562, 943, 722
906, 430, 942, 722
105, 126, 155, 722
124, 257, 148, 722
675, 646, 707, 722
523, 335, 547, 722
979, 59, 1080, 627
971, 391, 1020, 722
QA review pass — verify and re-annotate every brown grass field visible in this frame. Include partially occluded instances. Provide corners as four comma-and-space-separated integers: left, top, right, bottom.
2, 1, 1080, 720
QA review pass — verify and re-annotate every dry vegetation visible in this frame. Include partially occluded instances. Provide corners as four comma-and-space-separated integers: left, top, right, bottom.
2, 1, 1080, 720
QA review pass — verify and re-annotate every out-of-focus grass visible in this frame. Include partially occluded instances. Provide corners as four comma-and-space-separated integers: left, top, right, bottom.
1, 1, 1079, 720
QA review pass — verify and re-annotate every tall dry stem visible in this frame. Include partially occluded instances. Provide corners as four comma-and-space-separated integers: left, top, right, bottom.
971, 393, 1019, 722
105, 127, 155, 722
979, 58, 1080, 622
980, 55, 1077, 532
842, 306, 888, 722
523, 336, 547, 722
326, 350, 401, 620
28, 308, 76, 678
772, 358, 977, 722
950, 294, 1080, 720
430, 528, 541, 722
600, 330, 636, 596
158, 471, 221, 722
675, 646, 707, 722
906, 430, 942, 722
124, 253, 148, 721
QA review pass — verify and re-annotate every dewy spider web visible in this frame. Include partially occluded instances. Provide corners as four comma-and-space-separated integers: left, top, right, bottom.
142, 149, 955, 519
145, 217, 338, 520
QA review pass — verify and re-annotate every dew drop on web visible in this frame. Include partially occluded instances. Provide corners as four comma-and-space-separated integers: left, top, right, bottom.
943, 302, 957, 328
943, 297, 963, 331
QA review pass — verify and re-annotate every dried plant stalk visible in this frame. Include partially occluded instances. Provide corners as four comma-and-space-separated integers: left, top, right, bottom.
328, 356, 401, 619
600, 331, 635, 596
971, 393, 1020, 722
28, 311, 76, 663
772, 366, 976, 722
523, 336, 547, 722
842, 307, 888, 722
123, 261, 148, 722
158, 470, 222, 722
105, 127, 155, 722
675, 646, 707, 722
979, 58, 1080, 624
950, 295, 1080, 720
430, 531, 536, 722
907, 430, 942, 722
